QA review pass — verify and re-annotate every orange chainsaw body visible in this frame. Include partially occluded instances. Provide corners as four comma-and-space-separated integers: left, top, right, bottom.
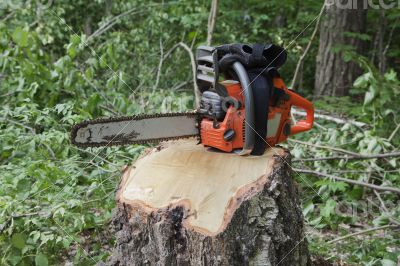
200, 77, 314, 152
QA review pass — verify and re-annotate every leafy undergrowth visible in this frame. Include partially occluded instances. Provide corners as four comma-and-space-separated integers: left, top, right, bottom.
284, 66, 400, 265
2, 70, 399, 265
0, 92, 194, 265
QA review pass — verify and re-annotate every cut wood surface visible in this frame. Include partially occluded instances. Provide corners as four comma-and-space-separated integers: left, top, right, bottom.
118, 139, 284, 235
105, 139, 310, 265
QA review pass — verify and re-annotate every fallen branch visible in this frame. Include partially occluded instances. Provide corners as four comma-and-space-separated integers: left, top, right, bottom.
288, 139, 359, 156
73, 147, 119, 167
292, 151, 400, 162
388, 123, 400, 142
330, 169, 399, 174
327, 224, 399, 244
371, 191, 400, 226
3, 117, 35, 134
292, 168, 400, 194
292, 109, 368, 128
81, 73, 116, 109
313, 121, 328, 131
2, 117, 57, 159
1, 12, 15, 22
0, 212, 47, 234
374, 190, 389, 212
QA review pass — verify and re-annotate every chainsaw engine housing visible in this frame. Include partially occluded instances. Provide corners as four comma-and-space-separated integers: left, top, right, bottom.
199, 78, 310, 153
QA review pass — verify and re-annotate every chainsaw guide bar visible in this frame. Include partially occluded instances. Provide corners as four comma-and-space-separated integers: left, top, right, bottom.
70, 112, 199, 148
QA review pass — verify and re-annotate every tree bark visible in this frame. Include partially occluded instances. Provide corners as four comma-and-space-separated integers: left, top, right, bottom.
314, 0, 367, 97
101, 140, 310, 266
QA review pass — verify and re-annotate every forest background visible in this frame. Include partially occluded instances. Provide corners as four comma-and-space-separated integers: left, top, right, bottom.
0, 0, 399, 265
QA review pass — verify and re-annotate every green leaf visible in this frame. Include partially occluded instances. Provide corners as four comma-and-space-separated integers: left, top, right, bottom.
384, 70, 397, 82
62, 238, 72, 248
71, 34, 81, 45
353, 73, 370, 89
380, 259, 396, 266
12, 27, 29, 47
35, 253, 48, 266
320, 199, 337, 218
67, 43, 76, 59
188, 31, 197, 41
309, 216, 323, 227
16, 178, 31, 191
388, 158, 397, 168
373, 214, 390, 226
100, 54, 107, 68
364, 89, 375, 105
367, 138, 378, 152
85, 68, 93, 80
87, 93, 101, 114
8, 254, 21, 266
11, 233, 26, 249
302, 202, 314, 217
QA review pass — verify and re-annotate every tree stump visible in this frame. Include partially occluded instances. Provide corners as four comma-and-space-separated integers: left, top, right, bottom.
104, 140, 310, 266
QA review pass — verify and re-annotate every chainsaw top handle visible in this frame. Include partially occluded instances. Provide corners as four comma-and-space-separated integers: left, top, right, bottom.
231, 62, 255, 155
287, 90, 314, 135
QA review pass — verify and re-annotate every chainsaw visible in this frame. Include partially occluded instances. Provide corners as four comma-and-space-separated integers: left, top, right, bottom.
71, 44, 314, 156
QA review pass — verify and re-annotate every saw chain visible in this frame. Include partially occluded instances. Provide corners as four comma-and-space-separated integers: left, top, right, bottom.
70, 111, 199, 148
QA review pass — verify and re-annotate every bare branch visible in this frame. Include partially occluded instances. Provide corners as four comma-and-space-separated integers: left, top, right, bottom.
374, 190, 390, 213
87, 2, 177, 41
293, 168, 400, 194
288, 139, 360, 156
206, 0, 218, 46
330, 169, 399, 174
81, 72, 116, 109
73, 146, 119, 167
178, 42, 201, 108
163, 43, 180, 61
292, 109, 368, 128
292, 151, 400, 162
291, 3, 325, 88
369, 193, 400, 226
1, 12, 15, 22
153, 38, 164, 93
3, 117, 35, 134
99, 104, 120, 116
388, 123, 400, 142
172, 80, 191, 91
190, 31, 198, 49
382, 18, 398, 60
327, 224, 399, 244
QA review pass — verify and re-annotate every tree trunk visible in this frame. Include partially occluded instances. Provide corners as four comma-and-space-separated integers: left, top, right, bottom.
102, 140, 310, 266
314, 0, 367, 97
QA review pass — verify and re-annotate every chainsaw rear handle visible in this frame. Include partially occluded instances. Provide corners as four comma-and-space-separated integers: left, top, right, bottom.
287, 90, 314, 135
232, 62, 255, 155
